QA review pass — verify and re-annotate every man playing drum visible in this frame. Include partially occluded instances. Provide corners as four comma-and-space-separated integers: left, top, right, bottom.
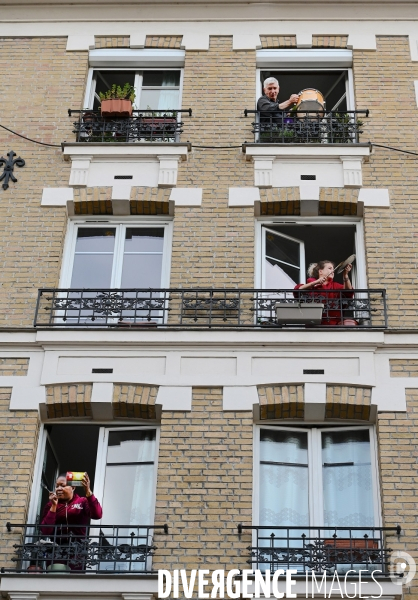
257, 77, 300, 116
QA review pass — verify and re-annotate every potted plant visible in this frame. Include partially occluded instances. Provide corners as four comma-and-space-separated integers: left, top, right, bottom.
99, 83, 136, 118
140, 108, 178, 141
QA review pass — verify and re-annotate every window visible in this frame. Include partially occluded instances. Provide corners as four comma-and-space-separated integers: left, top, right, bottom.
257, 425, 380, 530
259, 221, 365, 289
85, 69, 182, 111
254, 425, 383, 574
29, 425, 158, 572
61, 221, 172, 289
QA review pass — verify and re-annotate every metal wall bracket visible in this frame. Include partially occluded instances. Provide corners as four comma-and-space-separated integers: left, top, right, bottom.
0, 150, 25, 190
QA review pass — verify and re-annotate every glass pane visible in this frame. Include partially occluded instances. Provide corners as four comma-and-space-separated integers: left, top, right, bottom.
74, 228, 116, 253
139, 89, 179, 110
142, 71, 180, 86
266, 232, 300, 268
94, 71, 135, 96
322, 430, 374, 528
265, 258, 300, 288
107, 430, 156, 464
70, 254, 114, 288
121, 254, 163, 288
101, 463, 154, 525
260, 429, 308, 464
260, 430, 309, 527
124, 228, 164, 253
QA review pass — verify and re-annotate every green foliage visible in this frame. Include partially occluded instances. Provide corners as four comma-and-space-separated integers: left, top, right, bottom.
99, 83, 136, 103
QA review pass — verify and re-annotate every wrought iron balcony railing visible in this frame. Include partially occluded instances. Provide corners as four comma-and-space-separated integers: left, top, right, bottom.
238, 525, 401, 576
34, 288, 387, 329
69, 108, 192, 143
2, 522, 168, 574
244, 110, 369, 144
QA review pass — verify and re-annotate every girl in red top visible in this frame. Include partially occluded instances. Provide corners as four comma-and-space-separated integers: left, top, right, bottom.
294, 260, 354, 325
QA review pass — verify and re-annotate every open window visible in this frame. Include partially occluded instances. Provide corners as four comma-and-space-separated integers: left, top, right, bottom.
27, 425, 159, 573
86, 69, 182, 112
261, 222, 360, 289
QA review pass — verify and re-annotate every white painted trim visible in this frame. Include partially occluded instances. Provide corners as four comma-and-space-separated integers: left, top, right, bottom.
359, 188, 390, 207
111, 184, 131, 201
415, 80, 418, 106
181, 32, 210, 50
245, 144, 370, 160
156, 386, 192, 410
88, 48, 185, 68
223, 386, 258, 410
233, 33, 261, 50
228, 187, 260, 207
169, 187, 202, 206
63, 144, 189, 159
296, 33, 313, 48
410, 35, 418, 61
41, 187, 74, 207
27, 426, 48, 524
347, 34, 377, 50
130, 33, 145, 49
256, 49, 353, 69
66, 35, 95, 51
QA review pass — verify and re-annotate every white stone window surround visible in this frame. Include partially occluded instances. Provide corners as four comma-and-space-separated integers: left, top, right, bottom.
253, 216, 367, 290
59, 216, 173, 290
253, 423, 383, 529
255, 49, 356, 111
83, 49, 185, 110
62, 144, 189, 188
245, 145, 370, 189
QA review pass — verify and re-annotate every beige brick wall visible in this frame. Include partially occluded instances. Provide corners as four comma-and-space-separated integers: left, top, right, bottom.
326, 385, 371, 420
145, 35, 183, 49
260, 35, 296, 48
45, 383, 93, 418
390, 359, 418, 377
0, 358, 29, 376
0, 38, 89, 326
0, 389, 40, 568
94, 36, 130, 48
258, 384, 304, 419
312, 35, 348, 48
113, 383, 158, 419
378, 389, 418, 600
152, 388, 253, 572
173, 37, 255, 287
355, 37, 418, 328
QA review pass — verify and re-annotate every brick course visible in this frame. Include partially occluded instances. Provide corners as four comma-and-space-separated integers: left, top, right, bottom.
152, 388, 253, 574
0, 389, 39, 568
390, 360, 418, 377
0, 358, 29, 376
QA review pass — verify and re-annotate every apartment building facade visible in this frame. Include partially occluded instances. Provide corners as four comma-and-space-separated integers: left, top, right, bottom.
0, 1, 417, 598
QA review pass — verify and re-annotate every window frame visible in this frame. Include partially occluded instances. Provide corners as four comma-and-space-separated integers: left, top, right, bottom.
83, 67, 184, 112
28, 423, 160, 528
254, 217, 367, 289
253, 423, 382, 529
59, 217, 173, 289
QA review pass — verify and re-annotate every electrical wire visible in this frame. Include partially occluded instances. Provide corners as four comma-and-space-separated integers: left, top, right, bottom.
0, 123, 61, 148
1, 120, 418, 157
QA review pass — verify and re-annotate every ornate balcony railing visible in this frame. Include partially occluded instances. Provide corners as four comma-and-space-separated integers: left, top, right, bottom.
238, 525, 401, 576
34, 288, 387, 329
2, 522, 168, 574
69, 108, 192, 143
244, 110, 369, 144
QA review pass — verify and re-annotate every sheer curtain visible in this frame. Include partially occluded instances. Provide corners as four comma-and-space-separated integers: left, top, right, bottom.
322, 429, 374, 529
157, 72, 179, 110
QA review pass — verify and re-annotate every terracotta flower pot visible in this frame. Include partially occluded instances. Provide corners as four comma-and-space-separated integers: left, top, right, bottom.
101, 99, 133, 118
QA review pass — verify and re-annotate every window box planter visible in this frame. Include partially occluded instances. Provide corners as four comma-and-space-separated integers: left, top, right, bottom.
275, 302, 324, 325
101, 99, 133, 118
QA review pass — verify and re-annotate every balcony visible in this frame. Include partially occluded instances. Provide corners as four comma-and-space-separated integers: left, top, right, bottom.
244, 110, 369, 144
2, 522, 167, 574
69, 109, 192, 143
238, 525, 401, 576
34, 288, 387, 329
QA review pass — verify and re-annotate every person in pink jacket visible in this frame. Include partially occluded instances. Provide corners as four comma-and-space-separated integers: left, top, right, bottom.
40, 472, 103, 570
